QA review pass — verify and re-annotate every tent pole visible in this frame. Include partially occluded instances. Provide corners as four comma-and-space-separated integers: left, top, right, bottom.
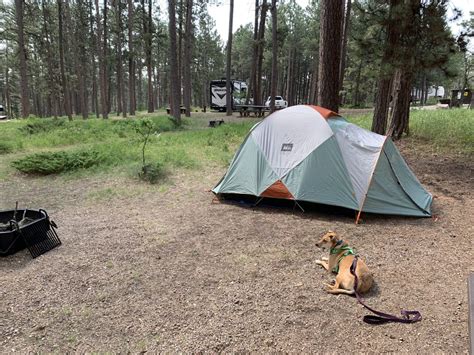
355, 210, 362, 224
253, 197, 264, 207
294, 200, 305, 212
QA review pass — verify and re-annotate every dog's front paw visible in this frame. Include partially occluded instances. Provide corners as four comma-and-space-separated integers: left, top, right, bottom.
315, 259, 323, 265
321, 256, 329, 261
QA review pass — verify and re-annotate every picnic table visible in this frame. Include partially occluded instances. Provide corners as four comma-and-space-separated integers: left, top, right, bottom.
235, 104, 269, 117
166, 106, 186, 114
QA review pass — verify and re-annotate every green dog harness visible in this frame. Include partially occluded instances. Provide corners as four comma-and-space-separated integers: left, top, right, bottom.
330, 244, 356, 273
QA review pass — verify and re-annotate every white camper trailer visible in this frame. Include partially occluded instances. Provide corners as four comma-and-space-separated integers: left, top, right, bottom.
210, 80, 248, 111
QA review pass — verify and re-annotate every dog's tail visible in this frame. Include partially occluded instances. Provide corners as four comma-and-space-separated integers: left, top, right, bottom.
327, 288, 355, 295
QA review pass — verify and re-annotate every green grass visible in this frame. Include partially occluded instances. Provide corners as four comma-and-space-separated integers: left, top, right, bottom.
0, 113, 254, 179
345, 108, 473, 154
1, 108, 471, 180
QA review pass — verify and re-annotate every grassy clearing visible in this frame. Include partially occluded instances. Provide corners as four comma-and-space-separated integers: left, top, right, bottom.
0, 113, 255, 180
0, 108, 470, 180
346, 108, 473, 154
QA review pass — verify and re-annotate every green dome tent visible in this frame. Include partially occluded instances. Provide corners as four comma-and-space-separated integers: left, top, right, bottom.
212, 105, 433, 222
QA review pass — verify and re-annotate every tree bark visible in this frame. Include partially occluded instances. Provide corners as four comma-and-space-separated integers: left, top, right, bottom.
41, 0, 58, 118
58, 0, 72, 120
76, 0, 88, 119
95, 0, 108, 118
116, 0, 126, 117
317, 0, 344, 112
286, 47, 295, 106
168, 0, 181, 123
339, 0, 351, 102
246, 0, 259, 104
183, 0, 194, 117
127, 0, 136, 115
309, 56, 319, 105
372, 78, 392, 133
353, 58, 362, 107
388, 68, 413, 140
103, 0, 110, 115
371, 0, 400, 133
270, 0, 277, 113
15, 0, 30, 118
146, 0, 154, 113
178, 0, 183, 106
255, 0, 268, 106
89, 0, 99, 118
226, 0, 234, 116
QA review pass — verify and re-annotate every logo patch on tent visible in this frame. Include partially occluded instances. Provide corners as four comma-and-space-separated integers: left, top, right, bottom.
281, 143, 293, 152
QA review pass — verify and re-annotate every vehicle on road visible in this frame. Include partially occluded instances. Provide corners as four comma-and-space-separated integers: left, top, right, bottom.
265, 96, 288, 109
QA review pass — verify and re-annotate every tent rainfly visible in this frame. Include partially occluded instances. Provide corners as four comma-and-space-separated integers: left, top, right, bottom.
212, 105, 433, 222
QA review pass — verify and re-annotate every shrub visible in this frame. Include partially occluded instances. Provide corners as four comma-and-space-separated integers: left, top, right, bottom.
138, 162, 166, 184
0, 142, 13, 155
19, 118, 66, 135
12, 149, 105, 175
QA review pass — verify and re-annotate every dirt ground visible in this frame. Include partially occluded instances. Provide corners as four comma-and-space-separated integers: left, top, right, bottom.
0, 133, 473, 352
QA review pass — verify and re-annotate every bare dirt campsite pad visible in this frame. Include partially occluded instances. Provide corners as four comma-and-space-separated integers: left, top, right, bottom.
1, 113, 473, 353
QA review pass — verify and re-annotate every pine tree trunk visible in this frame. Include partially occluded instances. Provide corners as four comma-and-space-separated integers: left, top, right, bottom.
371, 0, 400, 133
339, 0, 351, 102
58, 0, 72, 120
146, 0, 154, 113
168, 0, 181, 123
15, 0, 30, 118
89, 0, 99, 118
317, 0, 344, 112
116, 0, 126, 117
95, 0, 108, 118
178, 0, 183, 101
5, 51, 12, 118
76, 0, 88, 119
353, 58, 362, 107
269, 0, 277, 113
103, 1, 110, 115
127, 0, 136, 115
286, 48, 294, 106
372, 78, 392, 133
183, 0, 193, 117
309, 57, 319, 105
388, 68, 413, 140
226, 0, 234, 116
246, 0, 259, 104
41, 1, 58, 118
255, 0, 268, 106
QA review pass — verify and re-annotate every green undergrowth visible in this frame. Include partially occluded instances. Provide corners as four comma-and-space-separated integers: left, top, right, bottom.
2, 113, 254, 178
12, 149, 106, 175
2, 108, 470, 180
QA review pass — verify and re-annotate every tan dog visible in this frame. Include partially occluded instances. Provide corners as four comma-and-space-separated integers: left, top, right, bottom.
315, 231, 373, 295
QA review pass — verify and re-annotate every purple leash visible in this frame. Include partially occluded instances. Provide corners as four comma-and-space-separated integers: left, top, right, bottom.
350, 256, 422, 325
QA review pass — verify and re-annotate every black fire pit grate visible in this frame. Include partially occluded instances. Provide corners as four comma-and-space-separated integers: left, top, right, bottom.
0, 209, 61, 258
